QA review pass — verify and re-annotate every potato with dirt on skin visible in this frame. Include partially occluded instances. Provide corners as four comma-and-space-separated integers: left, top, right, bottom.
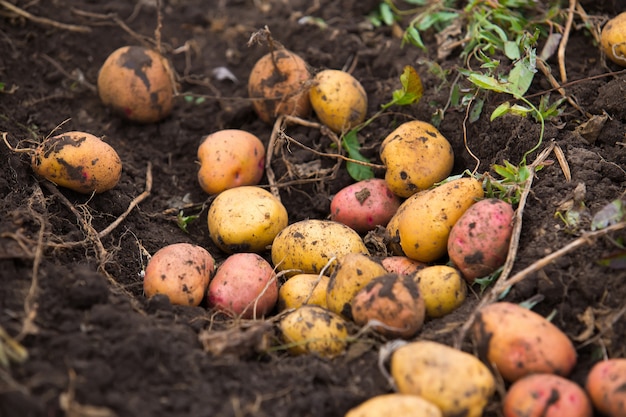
143, 243, 215, 307
391, 340, 495, 417
197, 129, 265, 195
309, 69, 368, 133
330, 178, 401, 233
31, 131, 122, 194
601, 12, 626, 67
207, 253, 277, 319
97, 45, 174, 123
472, 301, 577, 382
277, 273, 330, 311
585, 358, 626, 417
351, 273, 425, 339
345, 393, 442, 417
503, 373, 592, 417
380, 120, 454, 198
208, 186, 288, 253
413, 265, 467, 318
380, 256, 427, 276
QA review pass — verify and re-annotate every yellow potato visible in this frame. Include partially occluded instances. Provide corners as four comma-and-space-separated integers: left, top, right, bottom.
208, 186, 288, 253
391, 340, 495, 417
394, 177, 484, 262
326, 253, 388, 319
31, 131, 122, 194
271, 219, 369, 276
278, 305, 349, 359
309, 69, 368, 133
601, 12, 626, 67
413, 265, 467, 318
277, 273, 330, 311
380, 120, 454, 198
345, 394, 442, 417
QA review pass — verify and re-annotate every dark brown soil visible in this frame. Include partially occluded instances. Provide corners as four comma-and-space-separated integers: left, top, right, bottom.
1, 1, 625, 417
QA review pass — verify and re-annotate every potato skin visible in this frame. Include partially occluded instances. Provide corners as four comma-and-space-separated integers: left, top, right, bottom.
585, 358, 626, 417
330, 178, 401, 233
601, 12, 626, 67
309, 69, 368, 133
271, 219, 369, 276
391, 340, 495, 417
97, 46, 173, 123
503, 373, 592, 417
207, 253, 277, 319
197, 130, 265, 195
413, 265, 467, 318
31, 131, 122, 194
277, 273, 330, 311
380, 120, 454, 198
380, 256, 427, 276
208, 186, 288, 253
345, 394, 442, 417
143, 243, 215, 306
448, 198, 514, 283
248, 49, 311, 123
472, 302, 577, 382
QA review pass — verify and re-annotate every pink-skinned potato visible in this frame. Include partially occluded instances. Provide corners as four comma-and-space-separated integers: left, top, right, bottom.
448, 198, 514, 283
381, 256, 427, 276
330, 178, 401, 233
585, 358, 626, 417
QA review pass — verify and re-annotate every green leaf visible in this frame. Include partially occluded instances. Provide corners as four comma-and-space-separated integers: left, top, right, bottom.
491, 101, 511, 121
591, 199, 625, 231
403, 26, 425, 50
469, 97, 484, 123
379, 2, 394, 26
467, 73, 510, 94
507, 52, 536, 97
343, 130, 374, 181
503, 40, 520, 60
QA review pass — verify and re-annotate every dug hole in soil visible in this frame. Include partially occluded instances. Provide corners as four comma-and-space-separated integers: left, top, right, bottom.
0, 1, 625, 416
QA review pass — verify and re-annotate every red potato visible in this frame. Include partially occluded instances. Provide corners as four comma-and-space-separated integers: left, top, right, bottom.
585, 358, 626, 417
330, 178, 401, 233
447, 198, 514, 283
207, 253, 278, 319
503, 373, 592, 417
472, 302, 577, 382
381, 256, 427, 276
143, 243, 215, 306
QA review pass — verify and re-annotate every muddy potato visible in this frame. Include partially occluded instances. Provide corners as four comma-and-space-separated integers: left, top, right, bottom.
391, 340, 495, 417
448, 198, 514, 283
601, 12, 626, 67
31, 131, 122, 194
345, 394, 442, 417
97, 45, 174, 123
326, 253, 388, 319
271, 219, 369, 276
143, 243, 215, 307
585, 358, 626, 417
381, 256, 427, 276
330, 178, 401, 233
277, 273, 330, 311
309, 69, 368, 133
279, 305, 349, 359
413, 265, 467, 318
393, 177, 484, 262
380, 120, 454, 198
207, 253, 277, 319
208, 186, 288, 253
473, 302, 577, 382
351, 273, 425, 339
248, 49, 311, 123
197, 129, 265, 195
503, 373, 592, 417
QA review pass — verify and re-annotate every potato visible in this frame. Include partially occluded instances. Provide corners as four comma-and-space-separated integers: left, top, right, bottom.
97, 45, 174, 123
391, 340, 495, 417
413, 265, 467, 318
143, 243, 215, 306
278, 305, 349, 359
472, 302, 577, 382
309, 69, 368, 133
393, 177, 484, 262
380, 256, 427, 276
326, 253, 388, 319
271, 219, 369, 276
197, 129, 265, 195
208, 186, 288, 253
448, 198, 514, 283
31, 131, 122, 194
585, 358, 626, 417
207, 253, 277, 319
601, 12, 626, 67
277, 273, 330, 311
345, 393, 442, 417
351, 273, 425, 339
503, 373, 592, 417
248, 48, 311, 123
380, 120, 454, 198
330, 178, 401, 233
